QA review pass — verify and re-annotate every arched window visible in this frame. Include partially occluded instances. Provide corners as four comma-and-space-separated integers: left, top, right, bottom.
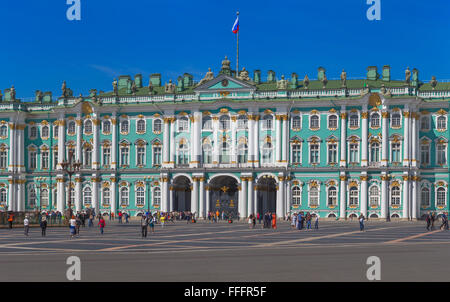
391, 186, 401, 206
136, 119, 146, 133
0, 125, 7, 137
84, 120, 93, 134
370, 113, 380, 128
292, 143, 301, 164
237, 143, 248, 163
29, 186, 36, 207
219, 116, 230, 131
40, 188, 49, 208
153, 119, 162, 133
328, 186, 337, 206
41, 126, 49, 138
120, 187, 129, 206
420, 116, 430, 131
349, 187, 359, 206
219, 142, 230, 163
83, 187, 92, 206
153, 187, 161, 206
136, 187, 145, 206
120, 145, 129, 166
178, 117, 189, 132
310, 115, 319, 129
202, 116, 212, 130
237, 115, 248, 129
328, 115, 337, 129
292, 116, 301, 129
309, 187, 319, 207
177, 140, 189, 165
202, 143, 212, 164
437, 116, 446, 130
370, 142, 380, 164
68, 121, 76, 134
102, 120, 111, 133
121, 120, 129, 133
437, 143, 447, 165
262, 114, 273, 130
391, 112, 401, 127
292, 186, 301, 205
421, 187, 430, 207
0, 188, 7, 207
437, 187, 447, 207
102, 187, 110, 206
369, 185, 380, 208
30, 126, 37, 139
262, 142, 273, 164
349, 114, 359, 128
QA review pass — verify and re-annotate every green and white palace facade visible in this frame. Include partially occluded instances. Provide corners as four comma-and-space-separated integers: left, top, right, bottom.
0, 58, 449, 219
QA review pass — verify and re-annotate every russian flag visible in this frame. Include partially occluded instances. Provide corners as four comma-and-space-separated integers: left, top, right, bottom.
232, 16, 239, 34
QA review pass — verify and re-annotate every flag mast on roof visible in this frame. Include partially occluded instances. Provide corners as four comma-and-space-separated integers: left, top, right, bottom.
232, 11, 240, 77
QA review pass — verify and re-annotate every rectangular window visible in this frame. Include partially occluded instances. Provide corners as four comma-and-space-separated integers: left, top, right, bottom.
328, 144, 337, 164
292, 144, 301, 164
310, 144, 319, 164
42, 151, 49, 169
153, 146, 162, 165
420, 144, 430, 165
103, 147, 111, 166
120, 147, 129, 166
437, 144, 447, 165
30, 151, 37, 169
349, 143, 359, 163
391, 143, 401, 163
137, 147, 145, 166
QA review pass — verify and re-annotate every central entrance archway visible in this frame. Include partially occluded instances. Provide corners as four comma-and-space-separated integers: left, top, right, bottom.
173, 176, 191, 212
257, 175, 277, 216
209, 176, 239, 219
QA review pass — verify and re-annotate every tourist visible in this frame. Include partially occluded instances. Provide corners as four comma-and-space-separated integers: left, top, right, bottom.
149, 215, 155, 233
24, 216, 30, 236
314, 214, 319, 230
441, 212, 449, 230
359, 213, 365, 231
98, 217, 105, 235
257, 212, 261, 224
125, 212, 129, 224
40, 214, 47, 237
8, 212, 13, 229
161, 214, 166, 228
118, 211, 123, 224
306, 212, 312, 230
75, 216, 81, 237
88, 212, 94, 227
291, 213, 297, 229
252, 214, 256, 228
297, 212, 303, 230
141, 215, 149, 238
248, 215, 253, 229
271, 213, 277, 230
69, 215, 76, 238
431, 212, 436, 230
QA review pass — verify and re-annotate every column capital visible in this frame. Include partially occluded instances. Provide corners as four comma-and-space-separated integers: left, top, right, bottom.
339, 175, 347, 181
340, 113, 347, 119
361, 112, 369, 119
380, 175, 390, 181
381, 111, 390, 118
360, 175, 369, 181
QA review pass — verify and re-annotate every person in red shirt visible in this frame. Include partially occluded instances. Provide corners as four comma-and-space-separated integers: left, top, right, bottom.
118, 211, 123, 224
98, 217, 105, 235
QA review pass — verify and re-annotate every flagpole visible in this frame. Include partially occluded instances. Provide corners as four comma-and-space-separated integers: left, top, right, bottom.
236, 11, 239, 77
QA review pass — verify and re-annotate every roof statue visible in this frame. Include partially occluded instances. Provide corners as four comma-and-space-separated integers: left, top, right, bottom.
61, 81, 68, 98
238, 67, 250, 81
10, 85, 16, 101
405, 67, 411, 84
197, 68, 215, 86
322, 74, 328, 89
341, 69, 347, 87
148, 81, 153, 95
0, 90, 2, 101
165, 79, 176, 94
430, 76, 437, 90
277, 75, 288, 90
303, 75, 310, 89
221, 56, 231, 70
36, 90, 44, 103
380, 84, 387, 95
113, 79, 118, 96
131, 81, 137, 96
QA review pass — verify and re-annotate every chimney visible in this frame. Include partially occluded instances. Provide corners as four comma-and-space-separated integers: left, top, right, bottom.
382, 65, 391, 82
367, 66, 378, 81
317, 67, 326, 81
267, 70, 276, 83
150, 73, 161, 87
253, 70, 261, 84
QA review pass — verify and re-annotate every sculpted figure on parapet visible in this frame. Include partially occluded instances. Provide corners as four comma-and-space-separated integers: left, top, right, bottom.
197, 68, 215, 86
113, 79, 118, 96
61, 81, 68, 98
221, 56, 231, 70
10, 85, 16, 100
405, 67, 411, 84
165, 79, 176, 94
303, 75, 309, 89
277, 75, 288, 90
341, 69, 347, 87
238, 67, 250, 81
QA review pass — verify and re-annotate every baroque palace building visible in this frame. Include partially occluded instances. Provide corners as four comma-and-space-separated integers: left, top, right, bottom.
0, 57, 449, 219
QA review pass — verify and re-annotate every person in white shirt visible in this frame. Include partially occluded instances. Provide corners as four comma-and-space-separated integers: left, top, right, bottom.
69, 216, 77, 238
24, 216, 30, 236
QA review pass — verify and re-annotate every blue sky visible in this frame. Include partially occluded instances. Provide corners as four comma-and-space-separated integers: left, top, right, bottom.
0, 0, 449, 99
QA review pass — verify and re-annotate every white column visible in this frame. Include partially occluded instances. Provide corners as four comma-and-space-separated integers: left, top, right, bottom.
169, 118, 176, 167
110, 177, 117, 215
191, 177, 199, 217
76, 116, 82, 163
17, 180, 25, 212
8, 123, 15, 172
17, 126, 25, 172
92, 118, 100, 170
412, 175, 418, 219
193, 112, 202, 167
199, 177, 205, 218
248, 178, 254, 216
412, 112, 419, 168
279, 176, 285, 218
213, 117, 219, 164
57, 118, 66, 169
339, 175, 347, 219
381, 174, 388, 219
75, 176, 82, 213
403, 111, 410, 167
231, 117, 237, 164
361, 109, 368, 167
286, 178, 292, 216
92, 177, 99, 213
57, 176, 65, 212
240, 177, 248, 219
253, 183, 258, 216
111, 114, 118, 170
282, 115, 288, 165
163, 118, 170, 166
248, 114, 255, 164
276, 177, 283, 216
8, 179, 14, 211
161, 176, 169, 212
340, 110, 347, 167
275, 115, 282, 164
253, 115, 260, 168
169, 183, 174, 212
205, 186, 211, 215
381, 111, 389, 167
402, 174, 410, 219
360, 175, 368, 217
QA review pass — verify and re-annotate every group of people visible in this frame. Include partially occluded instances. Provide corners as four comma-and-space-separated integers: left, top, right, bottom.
425, 211, 449, 231
247, 212, 277, 229
291, 212, 319, 230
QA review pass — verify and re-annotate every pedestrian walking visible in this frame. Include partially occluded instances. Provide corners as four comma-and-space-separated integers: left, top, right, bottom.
24, 216, 30, 236
306, 212, 312, 230
40, 214, 47, 237
75, 216, 81, 236
441, 212, 449, 230
125, 212, 129, 224
252, 214, 256, 229
314, 214, 319, 230
88, 213, 93, 227
271, 213, 277, 230
426, 212, 432, 231
149, 215, 155, 233
8, 213, 13, 229
431, 212, 436, 230
69, 216, 76, 238
141, 215, 149, 238
98, 217, 105, 235
248, 215, 253, 229
359, 213, 365, 231
291, 213, 297, 229
118, 211, 123, 224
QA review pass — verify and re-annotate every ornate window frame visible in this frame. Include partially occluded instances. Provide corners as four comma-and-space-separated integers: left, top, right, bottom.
309, 111, 320, 131
135, 139, 147, 168
307, 180, 321, 208
347, 180, 360, 208
153, 118, 162, 134
390, 109, 402, 129
420, 180, 431, 208
136, 116, 146, 135
435, 181, 448, 209
326, 136, 338, 165
308, 136, 321, 165
348, 110, 360, 130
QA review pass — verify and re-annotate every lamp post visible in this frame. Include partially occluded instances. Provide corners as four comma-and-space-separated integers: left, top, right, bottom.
145, 176, 152, 216
60, 149, 81, 222
35, 177, 45, 213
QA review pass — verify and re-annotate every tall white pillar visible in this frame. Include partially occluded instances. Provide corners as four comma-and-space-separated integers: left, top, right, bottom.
248, 178, 254, 216
199, 177, 205, 218
275, 115, 282, 164
412, 175, 419, 219
8, 123, 15, 172
286, 177, 292, 216
169, 184, 174, 212
57, 176, 65, 212
240, 177, 248, 219
205, 186, 210, 216
412, 112, 419, 168
17, 125, 25, 172
76, 116, 82, 163
340, 110, 347, 167
163, 117, 170, 166
361, 109, 368, 167
192, 111, 202, 167
169, 118, 176, 167
110, 176, 117, 215
191, 177, 199, 217
402, 174, 410, 219
381, 111, 389, 167
17, 180, 25, 212
111, 113, 118, 170
253, 184, 258, 216
92, 177, 99, 213
339, 174, 347, 219
381, 174, 389, 219
360, 174, 368, 217
161, 175, 169, 212
231, 116, 237, 164
276, 176, 283, 217
253, 115, 260, 168
57, 117, 66, 169
279, 176, 285, 218
213, 117, 219, 164
282, 115, 288, 165
93, 118, 100, 170
8, 179, 14, 211
75, 176, 82, 212
248, 114, 255, 164
403, 111, 410, 167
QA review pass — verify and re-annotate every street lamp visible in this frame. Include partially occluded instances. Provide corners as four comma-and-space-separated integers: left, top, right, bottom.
60, 149, 81, 222
144, 176, 152, 216
35, 177, 45, 213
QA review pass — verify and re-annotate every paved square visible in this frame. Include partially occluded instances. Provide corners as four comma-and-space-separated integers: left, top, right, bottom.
0, 219, 449, 281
